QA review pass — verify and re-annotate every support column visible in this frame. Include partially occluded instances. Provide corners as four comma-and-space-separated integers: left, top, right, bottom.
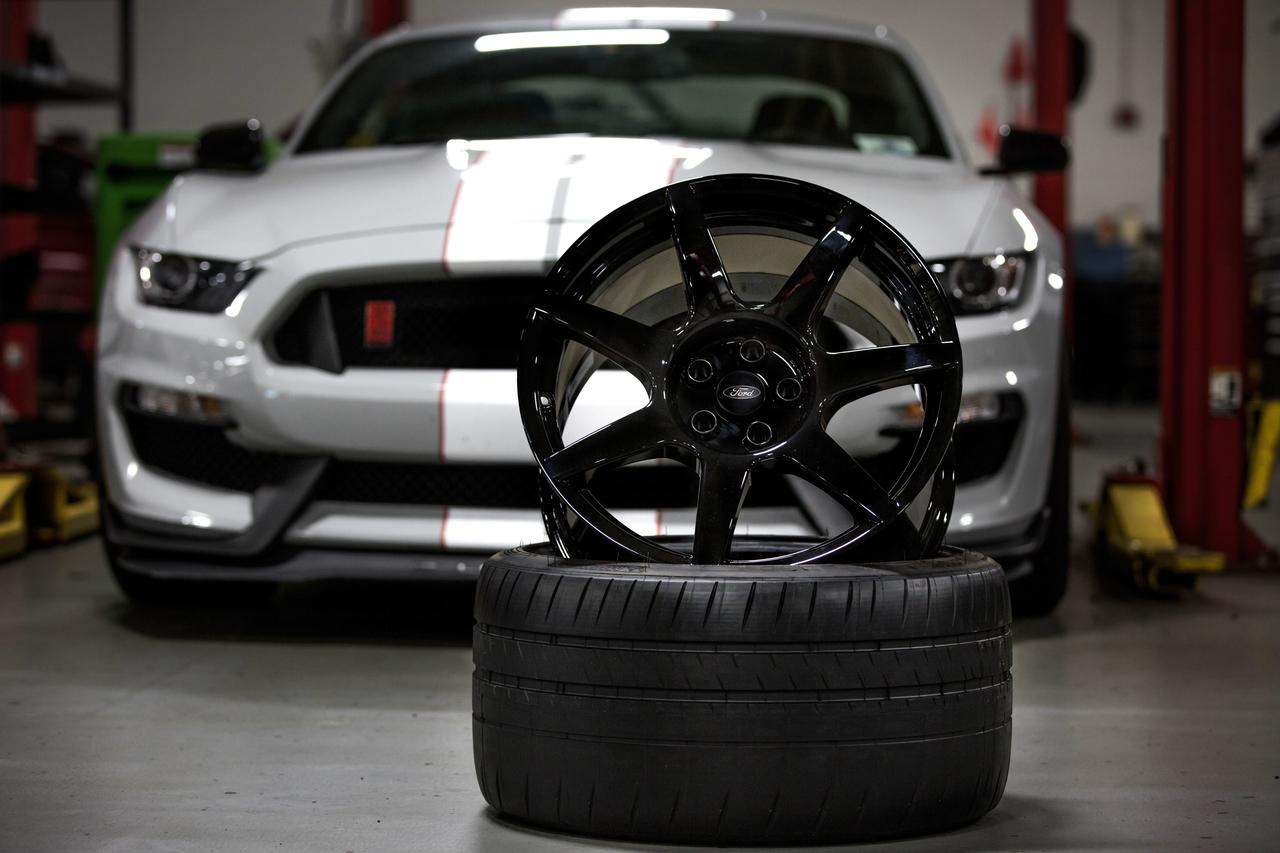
118, 0, 133, 131
1, 0, 37, 257
365, 0, 407, 38
1032, 0, 1070, 239
1160, 0, 1246, 557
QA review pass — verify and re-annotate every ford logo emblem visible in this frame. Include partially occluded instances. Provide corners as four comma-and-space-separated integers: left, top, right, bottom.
723, 385, 761, 400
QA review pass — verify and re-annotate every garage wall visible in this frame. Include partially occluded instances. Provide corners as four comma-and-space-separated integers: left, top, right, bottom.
1069, 0, 1167, 226
30, 0, 1280, 228
34, 0, 343, 142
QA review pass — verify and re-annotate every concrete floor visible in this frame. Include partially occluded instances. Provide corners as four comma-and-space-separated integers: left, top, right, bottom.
1, 405, 1277, 852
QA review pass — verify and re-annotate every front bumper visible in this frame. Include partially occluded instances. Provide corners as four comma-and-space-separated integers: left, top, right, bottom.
98, 231, 1063, 576
105, 504, 489, 581
106, 497, 1048, 582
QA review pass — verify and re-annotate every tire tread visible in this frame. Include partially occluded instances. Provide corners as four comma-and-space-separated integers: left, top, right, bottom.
472, 545, 1012, 844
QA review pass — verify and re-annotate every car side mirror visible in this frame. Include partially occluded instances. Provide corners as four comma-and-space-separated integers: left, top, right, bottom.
981, 126, 1070, 175
194, 119, 266, 172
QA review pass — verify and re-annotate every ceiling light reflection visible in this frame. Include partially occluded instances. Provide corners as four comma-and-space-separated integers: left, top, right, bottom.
475, 28, 670, 52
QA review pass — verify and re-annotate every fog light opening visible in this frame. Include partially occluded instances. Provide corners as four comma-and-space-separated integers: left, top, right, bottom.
893, 392, 1008, 429
128, 383, 228, 424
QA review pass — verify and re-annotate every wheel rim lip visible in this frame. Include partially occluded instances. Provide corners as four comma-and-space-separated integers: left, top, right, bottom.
518, 173, 962, 565
511, 538, 982, 571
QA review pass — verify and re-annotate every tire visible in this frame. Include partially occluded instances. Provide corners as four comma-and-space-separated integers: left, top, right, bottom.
472, 543, 1012, 845
1010, 346, 1071, 617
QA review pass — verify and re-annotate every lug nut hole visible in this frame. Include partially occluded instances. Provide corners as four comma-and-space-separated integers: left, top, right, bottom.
739, 338, 766, 363
745, 421, 773, 447
691, 409, 718, 436
686, 358, 714, 384
776, 377, 802, 402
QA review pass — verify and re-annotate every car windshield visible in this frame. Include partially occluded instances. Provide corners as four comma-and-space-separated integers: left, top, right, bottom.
295, 29, 950, 158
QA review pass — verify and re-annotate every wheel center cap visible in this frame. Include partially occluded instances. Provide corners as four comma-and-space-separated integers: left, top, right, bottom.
716, 371, 766, 416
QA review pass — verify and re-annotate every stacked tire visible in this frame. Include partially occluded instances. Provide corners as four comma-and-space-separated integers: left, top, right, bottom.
473, 544, 1011, 845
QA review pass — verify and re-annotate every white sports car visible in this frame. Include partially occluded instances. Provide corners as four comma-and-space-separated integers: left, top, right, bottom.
97, 8, 1070, 612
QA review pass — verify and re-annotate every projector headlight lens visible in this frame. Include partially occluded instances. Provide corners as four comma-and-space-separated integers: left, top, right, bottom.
930, 253, 1029, 314
135, 248, 259, 312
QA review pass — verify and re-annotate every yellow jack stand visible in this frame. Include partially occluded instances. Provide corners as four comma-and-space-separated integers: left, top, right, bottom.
0, 472, 30, 560
28, 468, 100, 545
1093, 470, 1226, 590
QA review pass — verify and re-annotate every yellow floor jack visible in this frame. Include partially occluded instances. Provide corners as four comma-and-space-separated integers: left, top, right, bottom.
26, 466, 100, 545
0, 463, 99, 559
1243, 399, 1280, 551
1090, 463, 1226, 591
0, 472, 30, 560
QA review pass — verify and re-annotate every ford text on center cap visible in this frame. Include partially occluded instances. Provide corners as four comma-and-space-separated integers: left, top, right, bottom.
716, 370, 766, 415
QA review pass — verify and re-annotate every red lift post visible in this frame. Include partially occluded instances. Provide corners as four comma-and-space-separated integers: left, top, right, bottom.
1, 0, 38, 258
1, 0, 40, 421
1031, 0, 1074, 334
1031, 0, 1070, 250
1161, 0, 1247, 559
365, 0, 407, 38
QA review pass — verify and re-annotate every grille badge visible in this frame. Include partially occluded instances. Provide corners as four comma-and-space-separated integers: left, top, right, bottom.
364, 300, 396, 349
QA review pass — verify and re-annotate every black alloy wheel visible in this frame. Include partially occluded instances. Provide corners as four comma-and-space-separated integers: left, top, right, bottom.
519, 175, 963, 565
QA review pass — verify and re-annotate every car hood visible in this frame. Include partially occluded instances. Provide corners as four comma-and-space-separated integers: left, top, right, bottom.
143, 136, 1014, 265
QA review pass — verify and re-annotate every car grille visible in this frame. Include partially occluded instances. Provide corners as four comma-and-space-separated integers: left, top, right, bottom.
314, 462, 796, 509
316, 461, 543, 507
270, 277, 548, 371
123, 412, 795, 512
124, 411, 289, 493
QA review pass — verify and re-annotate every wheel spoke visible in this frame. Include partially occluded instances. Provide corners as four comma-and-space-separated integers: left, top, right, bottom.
767, 204, 869, 331
819, 341, 961, 408
542, 404, 672, 481
666, 183, 741, 318
692, 455, 753, 564
785, 429, 899, 522
533, 297, 669, 382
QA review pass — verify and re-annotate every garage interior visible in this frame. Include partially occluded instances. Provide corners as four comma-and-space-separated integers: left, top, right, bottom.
2, 1, 1279, 851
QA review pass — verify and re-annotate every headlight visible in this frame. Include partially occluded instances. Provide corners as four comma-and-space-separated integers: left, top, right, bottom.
929, 253, 1029, 315
134, 248, 259, 312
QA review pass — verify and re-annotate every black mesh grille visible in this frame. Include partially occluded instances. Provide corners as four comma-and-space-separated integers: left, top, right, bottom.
124, 411, 289, 493
953, 418, 1021, 484
314, 462, 793, 509
316, 462, 542, 507
869, 395, 1023, 487
272, 277, 548, 371
315, 463, 692, 508
126, 409, 1015, 506
122, 411, 796, 508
